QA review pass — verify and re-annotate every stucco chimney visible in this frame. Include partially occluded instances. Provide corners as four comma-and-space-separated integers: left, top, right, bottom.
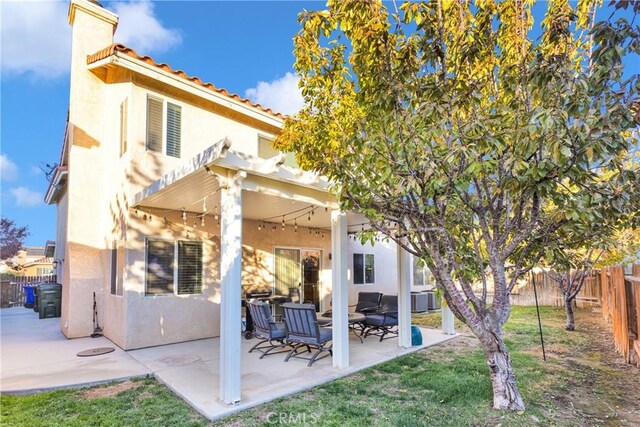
67, 0, 118, 123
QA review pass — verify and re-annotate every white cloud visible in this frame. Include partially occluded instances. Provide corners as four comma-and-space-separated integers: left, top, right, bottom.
31, 166, 42, 175
245, 72, 304, 116
1, 2, 71, 79
10, 187, 43, 207
0, 154, 18, 181
112, 1, 181, 54
1, 1, 181, 79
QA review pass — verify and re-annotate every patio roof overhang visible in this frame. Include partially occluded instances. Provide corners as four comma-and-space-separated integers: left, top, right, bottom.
130, 138, 368, 229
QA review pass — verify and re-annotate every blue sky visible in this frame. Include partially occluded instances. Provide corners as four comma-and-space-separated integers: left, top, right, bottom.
0, 1, 637, 247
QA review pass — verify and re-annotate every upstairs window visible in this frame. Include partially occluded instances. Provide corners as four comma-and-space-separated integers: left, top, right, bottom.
146, 95, 181, 158
353, 253, 375, 285
257, 135, 297, 168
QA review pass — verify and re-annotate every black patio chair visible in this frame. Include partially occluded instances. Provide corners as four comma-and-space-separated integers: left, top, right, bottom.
362, 295, 399, 341
281, 303, 332, 367
351, 291, 383, 333
247, 300, 289, 359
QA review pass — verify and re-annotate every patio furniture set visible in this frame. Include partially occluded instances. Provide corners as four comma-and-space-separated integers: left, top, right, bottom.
245, 292, 398, 366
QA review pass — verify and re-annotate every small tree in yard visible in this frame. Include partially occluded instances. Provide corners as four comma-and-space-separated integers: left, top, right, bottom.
545, 226, 640, 331
276, 0, 639, 410
0, 218, 29, 260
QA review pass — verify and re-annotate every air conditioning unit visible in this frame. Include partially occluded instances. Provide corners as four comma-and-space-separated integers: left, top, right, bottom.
411, 292, 428, 313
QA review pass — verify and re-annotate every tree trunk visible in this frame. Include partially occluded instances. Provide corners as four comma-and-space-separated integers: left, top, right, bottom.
564, 297, 575, 331
478, 330, 526, 410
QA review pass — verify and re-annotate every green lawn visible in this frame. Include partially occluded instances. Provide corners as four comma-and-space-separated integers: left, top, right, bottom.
2, 307, 638, 426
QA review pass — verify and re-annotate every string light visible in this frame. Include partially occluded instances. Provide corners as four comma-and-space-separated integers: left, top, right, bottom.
258, 223, 262, 231
182, 209, 187, 225
281, 216, 285, 230
202, 196, 207, 213
294, 219, 298, 233
214, 206, 219, 221
201, 215, 205, 227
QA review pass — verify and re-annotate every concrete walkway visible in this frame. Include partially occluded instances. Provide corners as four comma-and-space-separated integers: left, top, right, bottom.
0, 308, 151, 393
128, 326, 458, 420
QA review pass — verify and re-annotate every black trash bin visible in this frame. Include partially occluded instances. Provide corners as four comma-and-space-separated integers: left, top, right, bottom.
37, 283, 62, 319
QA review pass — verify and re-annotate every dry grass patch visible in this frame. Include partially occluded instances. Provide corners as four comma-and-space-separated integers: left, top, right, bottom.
82, 380, 140, 400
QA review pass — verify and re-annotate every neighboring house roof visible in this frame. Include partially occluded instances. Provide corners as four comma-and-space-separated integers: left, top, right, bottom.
23, 247, 45, 257
23, 257, 54, 268
87, 43, 286, 120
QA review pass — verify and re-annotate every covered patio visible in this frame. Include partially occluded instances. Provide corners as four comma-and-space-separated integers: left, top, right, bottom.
128, 326, 457, 420
131, 138, 457, 407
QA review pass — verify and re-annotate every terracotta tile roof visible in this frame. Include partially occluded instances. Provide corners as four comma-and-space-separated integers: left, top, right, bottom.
87, 43, 285, 120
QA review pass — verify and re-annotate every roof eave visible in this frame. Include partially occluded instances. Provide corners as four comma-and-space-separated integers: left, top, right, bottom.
88, 52, 285, 129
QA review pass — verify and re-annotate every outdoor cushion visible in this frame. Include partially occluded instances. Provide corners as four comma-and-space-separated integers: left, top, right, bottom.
270, 323, 286, 339
365, 314, 397, 327
318, 327, 332, 343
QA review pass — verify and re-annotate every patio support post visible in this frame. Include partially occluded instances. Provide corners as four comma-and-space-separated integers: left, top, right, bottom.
441, 299, 455, 335
396, 245, 412, 348
219, 170, 246, 404
331, 210, 349, 369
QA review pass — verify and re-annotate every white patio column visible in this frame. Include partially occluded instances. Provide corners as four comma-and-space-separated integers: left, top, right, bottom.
396, 245, 412, 348
219, 170, 246, 404
331, 210, 349, 369
441, 299, 456, 335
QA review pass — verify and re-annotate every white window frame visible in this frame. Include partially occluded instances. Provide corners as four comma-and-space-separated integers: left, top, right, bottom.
145, 95, 182, 159
144, 237, 203, 296
353, 253, 375, 285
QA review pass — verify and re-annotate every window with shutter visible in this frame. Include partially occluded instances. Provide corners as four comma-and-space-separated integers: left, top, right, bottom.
146, 239, 174, 295
146, 96, 163, 152
166, 103, 181, 158
119, 98, 128, 156
177, 241, 202, 294
364, 254, 375, 283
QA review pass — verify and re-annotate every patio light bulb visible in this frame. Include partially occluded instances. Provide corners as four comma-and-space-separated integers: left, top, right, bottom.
201, 216, 205, 227
294, 220, 298, 233
143, 214, 147, 221
202, 197, 207, 213
193, 220, 197, 229
258, 223, 262, 231
282, 216, 285, 230
309, 228, 312, 235
311, 208, 315, 216
308, 213, 311, 221
214, 206, 219, 221
272, 225, 276, 231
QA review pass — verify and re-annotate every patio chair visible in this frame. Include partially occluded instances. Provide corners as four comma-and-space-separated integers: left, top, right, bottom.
362, 295, 399, 341
281, 303, 332, 367
246, 300, 289, 359
351, 292, 383, 334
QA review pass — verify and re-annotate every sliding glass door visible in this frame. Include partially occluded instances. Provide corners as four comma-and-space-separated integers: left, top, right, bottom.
274, 247, 322, 310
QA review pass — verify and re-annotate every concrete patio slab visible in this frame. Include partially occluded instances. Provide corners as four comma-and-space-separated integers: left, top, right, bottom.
128, 326, 458, 420
0, 308, 151, 393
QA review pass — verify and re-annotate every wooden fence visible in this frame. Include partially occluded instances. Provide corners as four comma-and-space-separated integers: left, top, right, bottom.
0, 275, 58, 308
510, 270, 601, 307
600, 264, 639, 366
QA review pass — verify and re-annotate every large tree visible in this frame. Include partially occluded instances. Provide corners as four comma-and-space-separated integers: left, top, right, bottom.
0, 218, 29, 260
277, 0, 639, 410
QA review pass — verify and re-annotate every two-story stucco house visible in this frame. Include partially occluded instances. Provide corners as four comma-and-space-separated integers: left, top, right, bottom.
45, 0, 444, 404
